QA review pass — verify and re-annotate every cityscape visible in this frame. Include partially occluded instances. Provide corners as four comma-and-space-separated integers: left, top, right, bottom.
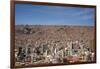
15, 3, 95, 66
15, 25, 95, 66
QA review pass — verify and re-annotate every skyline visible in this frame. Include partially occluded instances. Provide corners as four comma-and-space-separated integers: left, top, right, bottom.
15, 4, 95, 26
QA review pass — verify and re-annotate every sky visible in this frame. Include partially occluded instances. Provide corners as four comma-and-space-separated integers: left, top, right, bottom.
15, 4, 95, 26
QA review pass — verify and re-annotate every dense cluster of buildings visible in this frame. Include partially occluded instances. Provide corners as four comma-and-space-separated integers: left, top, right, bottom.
15, 25, 95, 66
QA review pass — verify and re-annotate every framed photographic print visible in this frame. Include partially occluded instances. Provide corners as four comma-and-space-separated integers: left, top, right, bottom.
10, 1, 96, 68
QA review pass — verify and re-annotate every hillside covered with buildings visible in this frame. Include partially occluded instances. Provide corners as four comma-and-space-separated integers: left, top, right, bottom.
15, 25, 95, 66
